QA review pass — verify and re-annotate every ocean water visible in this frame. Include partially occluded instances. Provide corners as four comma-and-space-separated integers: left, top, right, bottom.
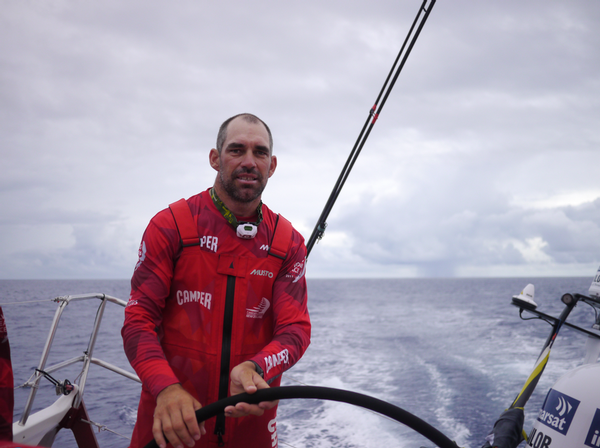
1, 276, 597, 448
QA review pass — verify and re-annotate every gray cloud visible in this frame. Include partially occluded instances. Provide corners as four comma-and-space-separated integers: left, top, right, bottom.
1, 0, 599, 279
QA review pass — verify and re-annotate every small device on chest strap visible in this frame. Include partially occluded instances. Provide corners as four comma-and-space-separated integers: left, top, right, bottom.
210, 188, 263, 239
236, 223, 258, 239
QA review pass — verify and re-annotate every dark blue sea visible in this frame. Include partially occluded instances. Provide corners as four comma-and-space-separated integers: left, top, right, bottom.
1, 277, 597, 448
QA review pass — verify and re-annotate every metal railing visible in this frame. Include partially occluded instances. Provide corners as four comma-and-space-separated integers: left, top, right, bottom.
18, 293, 141, 426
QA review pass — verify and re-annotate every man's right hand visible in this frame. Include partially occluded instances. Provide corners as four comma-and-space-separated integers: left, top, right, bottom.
153, 383, 206, 448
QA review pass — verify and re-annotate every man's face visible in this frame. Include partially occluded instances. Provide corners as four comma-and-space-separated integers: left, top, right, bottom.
210, 117, 277, 206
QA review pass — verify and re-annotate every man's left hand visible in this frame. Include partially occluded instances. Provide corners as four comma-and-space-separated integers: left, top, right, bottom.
224, 361, 278, 418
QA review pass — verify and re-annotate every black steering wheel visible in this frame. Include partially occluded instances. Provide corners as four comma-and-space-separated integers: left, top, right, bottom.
144, 385, 460, 448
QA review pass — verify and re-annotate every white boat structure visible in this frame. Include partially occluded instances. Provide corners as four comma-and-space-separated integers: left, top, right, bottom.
12, 293, 140, 448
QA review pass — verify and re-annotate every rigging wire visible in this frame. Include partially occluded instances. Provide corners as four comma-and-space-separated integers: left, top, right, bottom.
306, 0, 437, 257
518, 310, 555, 326
81, 418, 132, 440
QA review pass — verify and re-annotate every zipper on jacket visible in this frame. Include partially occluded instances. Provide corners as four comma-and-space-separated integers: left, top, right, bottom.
215, 274, 236, 444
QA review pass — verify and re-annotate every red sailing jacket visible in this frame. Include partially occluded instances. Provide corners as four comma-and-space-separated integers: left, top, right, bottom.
122, 189, 311, 448
0, 307, 13, 442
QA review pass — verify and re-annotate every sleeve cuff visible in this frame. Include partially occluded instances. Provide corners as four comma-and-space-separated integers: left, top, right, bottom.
249, 360, 264, 378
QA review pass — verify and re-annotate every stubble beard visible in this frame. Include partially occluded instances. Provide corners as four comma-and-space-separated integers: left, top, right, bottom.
218, 168, 266, 204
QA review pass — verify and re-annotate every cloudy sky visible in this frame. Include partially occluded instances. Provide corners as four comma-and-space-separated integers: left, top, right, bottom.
2, 0, 599, 280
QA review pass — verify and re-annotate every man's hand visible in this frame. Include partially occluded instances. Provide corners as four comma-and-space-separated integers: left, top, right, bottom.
153, 383, 206, 448
224, 361, 278, 418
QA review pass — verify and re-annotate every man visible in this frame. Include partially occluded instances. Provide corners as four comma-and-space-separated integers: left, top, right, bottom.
122, 113, 311, 448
